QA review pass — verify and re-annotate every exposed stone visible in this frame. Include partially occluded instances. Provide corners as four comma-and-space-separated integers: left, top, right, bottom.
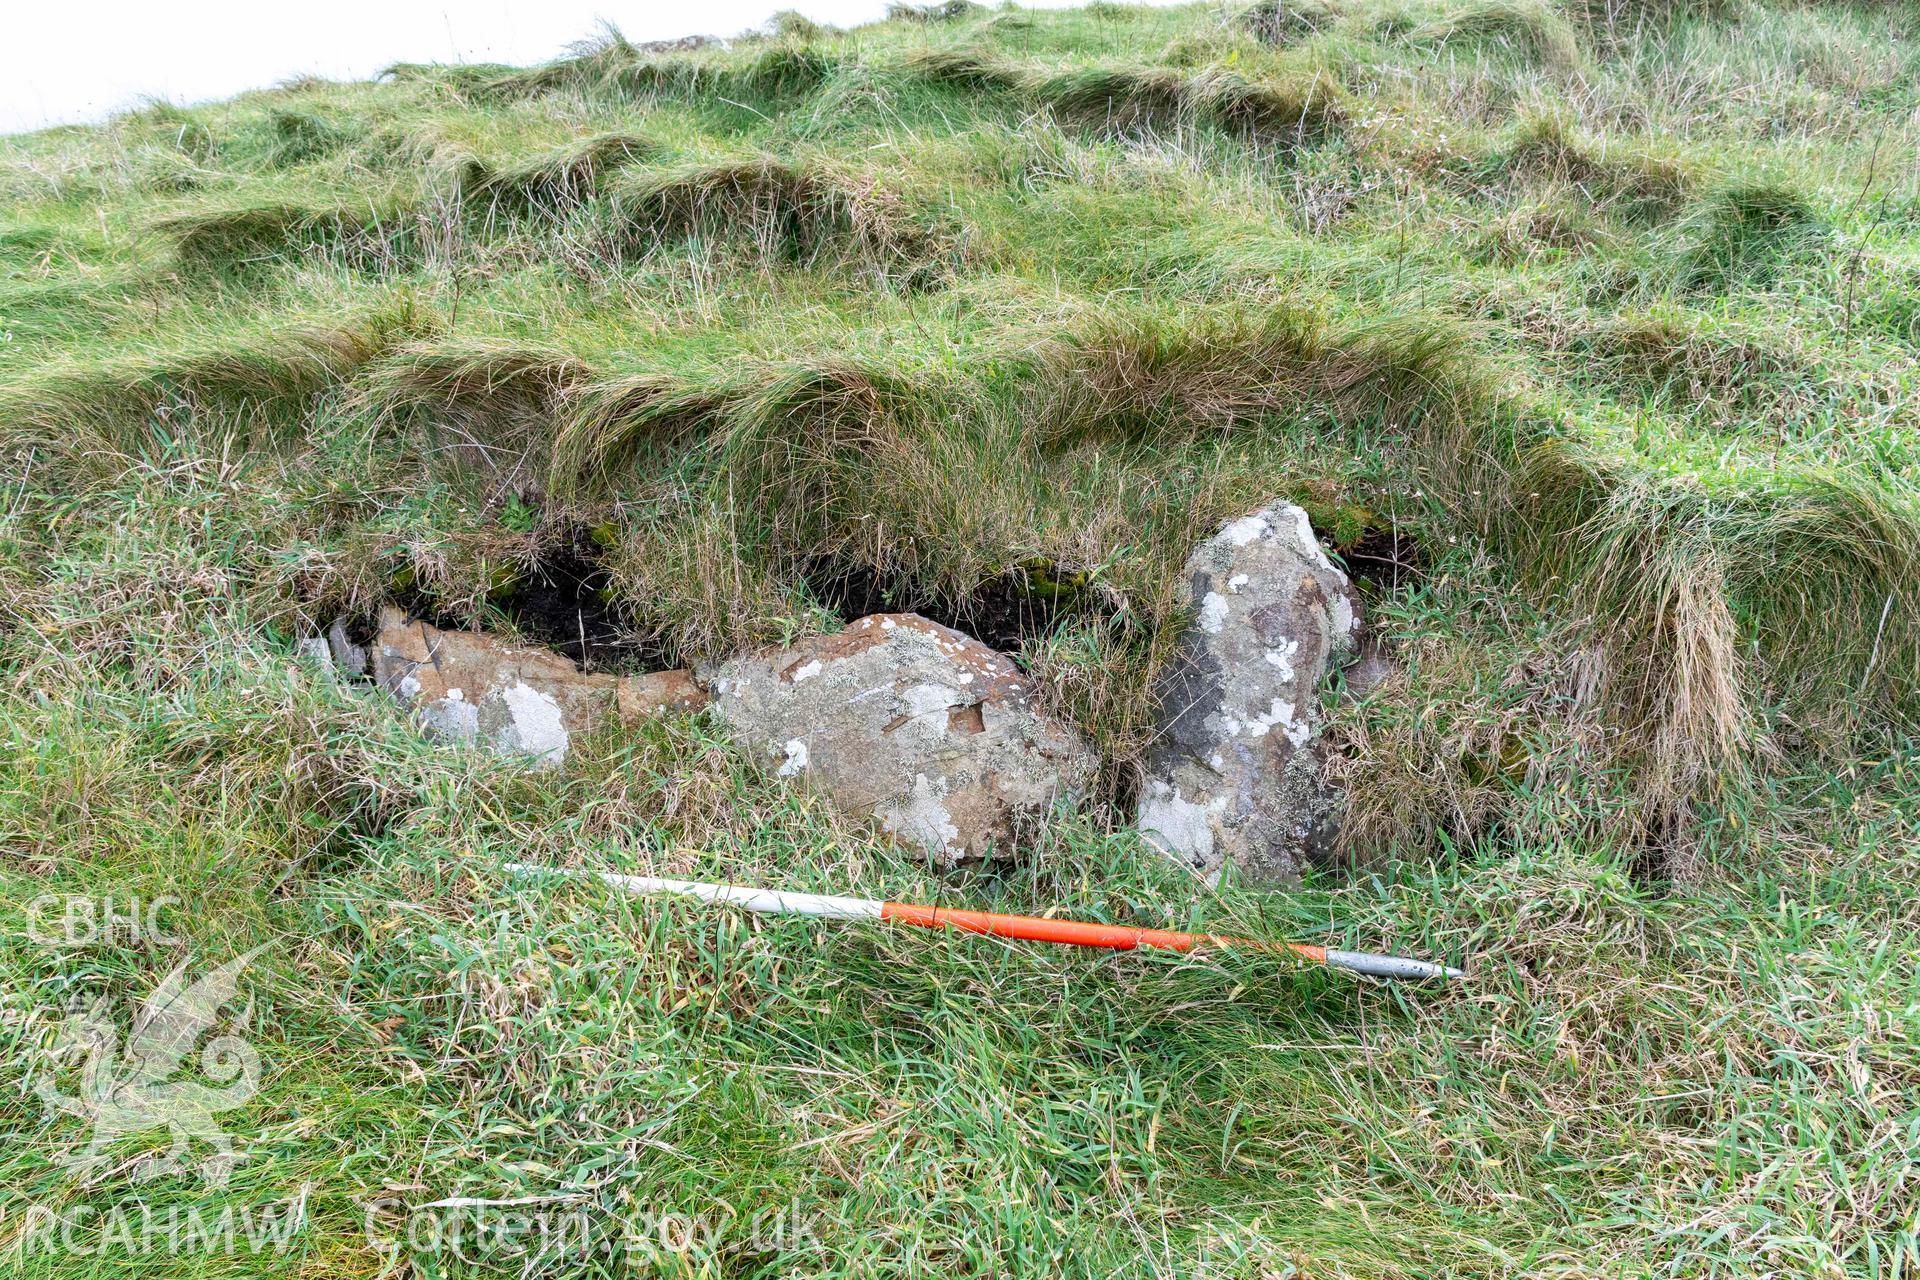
636, 33, 719, 52
294, 637, 333, 673
618, 669, 710, 721
1137, 501, 1361, 884
326, 616, 368, 677
704, 613, 1096, 863
372, 607, 707, 767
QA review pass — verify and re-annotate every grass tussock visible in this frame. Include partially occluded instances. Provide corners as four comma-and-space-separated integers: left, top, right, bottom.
1037, 304, 1476, 448
1036, 65, 1348, 144
472, 28, 646, 99
1474, 196, 1609, 263
461, 132, 655, 217
157, 198, 423, 276
555, 355, 910, 506
260, 108, 355, 167
1405, 0, 1582, 66
1581, 309, 1802, 412
1681, 181, 1824, 290
0, 310, 416, 481
550, 354, 926, 655
902, 51, 1346, 146
903, 47, 1033, 93
120, 100, 220, 163
358, 340, 593, 493
1500, 112, 1693, 221
1232, 0, 1338, 44
718, 359, 914, 530
1517, 445, 1920, 794
766, 10, 832, 40
1568, 0, 1739, 34
608, 157, 961, 285
549, 372, 736, 494
479, 29, 835, 104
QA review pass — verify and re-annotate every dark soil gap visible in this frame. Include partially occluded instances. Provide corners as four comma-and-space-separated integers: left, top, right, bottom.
1627, 808, 1684, 892
389, 529, 675, 675
377, 521, 1398, 677
500, 535, 670, 673
801, 558, 1118, 657
1333, 524, 1425, 597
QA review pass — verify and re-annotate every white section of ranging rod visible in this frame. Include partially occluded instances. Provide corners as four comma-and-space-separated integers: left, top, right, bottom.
505, 863, 884, 921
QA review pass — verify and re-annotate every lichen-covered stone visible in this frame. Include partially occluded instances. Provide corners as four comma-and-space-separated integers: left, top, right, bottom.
371, 607, 707, 768
1137, 501, 1361, 883
705, 613, 1096, 863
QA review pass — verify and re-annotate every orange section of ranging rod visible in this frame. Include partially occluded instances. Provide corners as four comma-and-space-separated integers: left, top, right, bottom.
880, 901, 1329, 963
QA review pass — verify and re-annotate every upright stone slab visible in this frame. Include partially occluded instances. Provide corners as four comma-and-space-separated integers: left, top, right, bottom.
1138, 501, 1360, 883
705, 614, 1097, 863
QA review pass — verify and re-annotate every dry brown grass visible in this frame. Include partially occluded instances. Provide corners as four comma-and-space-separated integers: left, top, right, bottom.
1323, 598, 1620, 860
461, 133, 656, 218
606, 157, 961, 286
357, 339, 593, 500
1035, 305, 1476, 447
1515, 452, 1754, 853
1500, 113, 1693, 222
0, 311, 418, 483
1036, 65, 1347, 145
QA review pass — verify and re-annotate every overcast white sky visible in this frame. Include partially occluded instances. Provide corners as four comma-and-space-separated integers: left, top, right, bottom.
0, 1, 1177, 136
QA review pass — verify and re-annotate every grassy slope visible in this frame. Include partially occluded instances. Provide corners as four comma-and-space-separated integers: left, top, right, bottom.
1, 1, 1918, 1275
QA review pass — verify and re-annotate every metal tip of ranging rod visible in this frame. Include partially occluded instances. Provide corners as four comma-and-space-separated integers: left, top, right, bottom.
1322, 949, 1466, 981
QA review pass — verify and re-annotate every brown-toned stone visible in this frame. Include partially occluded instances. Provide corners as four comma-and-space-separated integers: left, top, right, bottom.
372, 607, 707, 767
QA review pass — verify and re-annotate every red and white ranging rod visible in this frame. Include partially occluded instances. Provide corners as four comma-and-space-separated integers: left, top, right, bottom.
505, 864, 1464, 981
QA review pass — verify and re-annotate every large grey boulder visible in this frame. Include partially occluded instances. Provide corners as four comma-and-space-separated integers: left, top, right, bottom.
371, 607, 707, 768
705, 613, 1096, 863
1137, 502, 1361, 883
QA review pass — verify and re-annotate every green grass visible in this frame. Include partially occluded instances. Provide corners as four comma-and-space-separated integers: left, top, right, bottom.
2, 1, 1919, 1275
